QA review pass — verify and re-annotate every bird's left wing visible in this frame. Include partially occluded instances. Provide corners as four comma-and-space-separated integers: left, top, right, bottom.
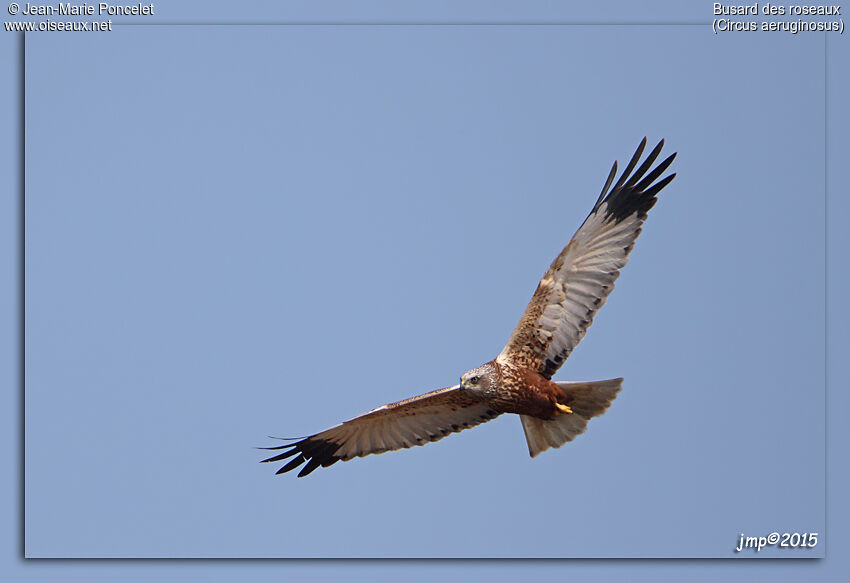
260, 386, 501, 477
498, 138, 676, 378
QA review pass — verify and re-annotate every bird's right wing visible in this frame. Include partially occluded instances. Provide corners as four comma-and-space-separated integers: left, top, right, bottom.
260, 386, 501, 477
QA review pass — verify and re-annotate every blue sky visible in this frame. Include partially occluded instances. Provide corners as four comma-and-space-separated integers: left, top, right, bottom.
3, 0, 849, 580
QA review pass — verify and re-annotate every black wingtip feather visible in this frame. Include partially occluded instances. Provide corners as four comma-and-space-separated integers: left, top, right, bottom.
277, 454, 307, 474
261, 436, 343, 477
298, 458, 323, 477
633, 152, 676, 192
611, 137, 647, 192
642, 173, 676, 199
260, 446, 302, 463
594, 161, 618, 208
623, 139, 665, 189
596, 139, 676, 224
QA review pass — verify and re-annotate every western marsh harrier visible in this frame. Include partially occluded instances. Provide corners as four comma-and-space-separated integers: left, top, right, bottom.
261, 138, 676, 477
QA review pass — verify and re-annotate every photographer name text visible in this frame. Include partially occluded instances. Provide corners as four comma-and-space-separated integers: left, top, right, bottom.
18, 2, 153, 16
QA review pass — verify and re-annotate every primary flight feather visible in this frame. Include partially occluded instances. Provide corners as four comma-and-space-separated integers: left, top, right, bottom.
261, 137, 676, 477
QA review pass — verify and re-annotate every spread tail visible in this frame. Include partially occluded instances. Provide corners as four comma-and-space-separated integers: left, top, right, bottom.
520, 378, 622, 458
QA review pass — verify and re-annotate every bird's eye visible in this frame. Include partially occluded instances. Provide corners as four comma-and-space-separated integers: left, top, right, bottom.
470, 376, 480, 384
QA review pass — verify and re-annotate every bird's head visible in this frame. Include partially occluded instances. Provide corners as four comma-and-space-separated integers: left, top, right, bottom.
459, 361, 499, 398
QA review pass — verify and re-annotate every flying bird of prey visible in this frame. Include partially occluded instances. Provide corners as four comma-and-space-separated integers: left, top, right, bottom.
261, 138, 676, 477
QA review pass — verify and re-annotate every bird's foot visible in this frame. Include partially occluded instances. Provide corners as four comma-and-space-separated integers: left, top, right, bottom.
555, 403, 573, 415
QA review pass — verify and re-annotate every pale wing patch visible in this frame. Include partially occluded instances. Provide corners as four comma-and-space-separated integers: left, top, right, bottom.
498, 138, 676, 378
261, 386, 501, 477
530, 208, 642, 372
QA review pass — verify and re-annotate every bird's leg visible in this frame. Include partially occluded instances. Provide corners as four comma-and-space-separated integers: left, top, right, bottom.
554, 402, 573, 415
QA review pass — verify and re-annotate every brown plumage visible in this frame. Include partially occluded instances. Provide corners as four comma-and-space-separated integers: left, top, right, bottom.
261, 138, 676, 476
